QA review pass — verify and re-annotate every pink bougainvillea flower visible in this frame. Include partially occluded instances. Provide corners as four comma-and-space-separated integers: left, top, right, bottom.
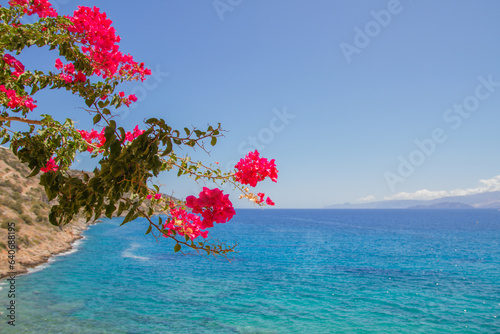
124, 125, 144, 142
154, 193, 161, 200
77, 128, 106, 152
9, 0, 57, 18
3, 54, 25, 78
266, 197, 275, 206
0, 84, 37, 110
234, 150, 278, 187
55, 58, 63, 70
66, 6, 151, 81
146, 194, 152, 200
163, 208, 209, 240
257, 192, 265, 203
40, 157, 58, 173
75, 71, 86, 82
186, 187, 235, 229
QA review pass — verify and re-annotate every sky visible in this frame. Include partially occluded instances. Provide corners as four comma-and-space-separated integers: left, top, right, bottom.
4, 0, 500, 208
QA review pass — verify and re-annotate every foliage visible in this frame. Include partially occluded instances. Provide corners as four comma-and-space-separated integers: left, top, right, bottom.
20, 213, 33, 224
0, 1, 278, 257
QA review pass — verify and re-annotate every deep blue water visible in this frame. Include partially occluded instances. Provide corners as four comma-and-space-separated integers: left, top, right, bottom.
1, 209, 499, 333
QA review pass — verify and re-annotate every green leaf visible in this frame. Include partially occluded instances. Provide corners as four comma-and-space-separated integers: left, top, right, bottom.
162, 138, 172, 156
174, 243, 181, 253
120, 206, 136, 226
211, 137, 217, 146
145, 224, 152, 235
116, 201, 126, 217
30, 84, 39, 95
93, 114, 101, 125
184, 127, 190, 136
146, 118, 159, 124
118, 127, 126, 142
1, 134, 10, 145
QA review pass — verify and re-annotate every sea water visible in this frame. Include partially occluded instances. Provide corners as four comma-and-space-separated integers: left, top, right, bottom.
0, 209, 499, 333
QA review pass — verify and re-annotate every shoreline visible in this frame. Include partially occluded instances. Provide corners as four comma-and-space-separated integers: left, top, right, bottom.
0, 218, 95, 280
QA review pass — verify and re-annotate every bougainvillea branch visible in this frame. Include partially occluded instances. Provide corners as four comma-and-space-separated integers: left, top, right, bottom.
0, 0, 278, 256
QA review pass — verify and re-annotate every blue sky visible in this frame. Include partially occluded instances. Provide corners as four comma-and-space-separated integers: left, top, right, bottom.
6, 0, 500, 208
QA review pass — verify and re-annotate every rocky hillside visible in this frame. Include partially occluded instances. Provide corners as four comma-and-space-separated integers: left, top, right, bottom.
0, 147, 90, 278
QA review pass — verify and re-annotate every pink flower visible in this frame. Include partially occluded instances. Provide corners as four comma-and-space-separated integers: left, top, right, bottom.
266, 197, 275, 206
0, 84, 37, 110
128, 94, 137, 102
55, 59, 87, 83
40, 158, 58, 173
257, 192, 265, 203
66, 6, 151, 81
63, 62, 75, 74
9, 0, 57, 18
78, 128, 106, 152
146, 194, 152, 200
3, 54, 25, 78
163, 208, 209, 240
75, 71, 86, 82
59, 73, 73, 83
154, 193, 161, 200
123, 125, 144, 143
234, 150, 278, 187
55, 58, 63, 70
119, 91, 125, 97
186, 187, 235, 229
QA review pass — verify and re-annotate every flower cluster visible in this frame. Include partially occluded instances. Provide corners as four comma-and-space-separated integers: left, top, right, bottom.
9, 0, 57, 18
124, 125, 144, 142
77, 128, 106, 152
257, 192, 275, 206
55, 58, 86, 83
119, 91, 138, 107
146, 193, 162, 200
186, 187, 236, 229
77, 125, 144, 152
3, 54, 25, 78
0, 85, 37, 110
164, 208, 209, 240
239, 191, 275, 206
40, 157, 58, 173
234, 150, 278, 187
67, 6, 151, 81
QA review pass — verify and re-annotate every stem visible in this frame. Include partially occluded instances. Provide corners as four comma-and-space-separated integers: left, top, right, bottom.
0, 116, 42, 125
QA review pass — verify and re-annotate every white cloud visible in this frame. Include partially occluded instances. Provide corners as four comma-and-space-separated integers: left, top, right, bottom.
357, 195, 376, 203
384, 175, 500, 201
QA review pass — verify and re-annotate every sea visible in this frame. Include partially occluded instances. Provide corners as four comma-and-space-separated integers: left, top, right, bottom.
0, 209, 499, 333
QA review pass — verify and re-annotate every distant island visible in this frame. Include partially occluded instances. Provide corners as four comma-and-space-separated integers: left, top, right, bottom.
327, 191, 500, 209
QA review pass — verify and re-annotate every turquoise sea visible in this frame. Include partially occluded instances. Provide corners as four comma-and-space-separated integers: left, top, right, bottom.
1, 209, 499, 333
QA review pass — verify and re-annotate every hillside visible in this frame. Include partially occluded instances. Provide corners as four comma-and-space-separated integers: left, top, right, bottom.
0, 147, 176, 278
0, 147, 89, 278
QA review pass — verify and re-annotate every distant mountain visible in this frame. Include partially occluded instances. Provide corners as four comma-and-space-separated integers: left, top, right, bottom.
409, 202, 474, 209
327, 191, 500, 209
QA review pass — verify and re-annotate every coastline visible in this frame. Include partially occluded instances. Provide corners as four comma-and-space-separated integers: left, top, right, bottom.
0, 217, 94, 280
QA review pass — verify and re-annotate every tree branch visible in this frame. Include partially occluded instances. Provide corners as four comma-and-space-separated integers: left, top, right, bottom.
0, 116, 42, 125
